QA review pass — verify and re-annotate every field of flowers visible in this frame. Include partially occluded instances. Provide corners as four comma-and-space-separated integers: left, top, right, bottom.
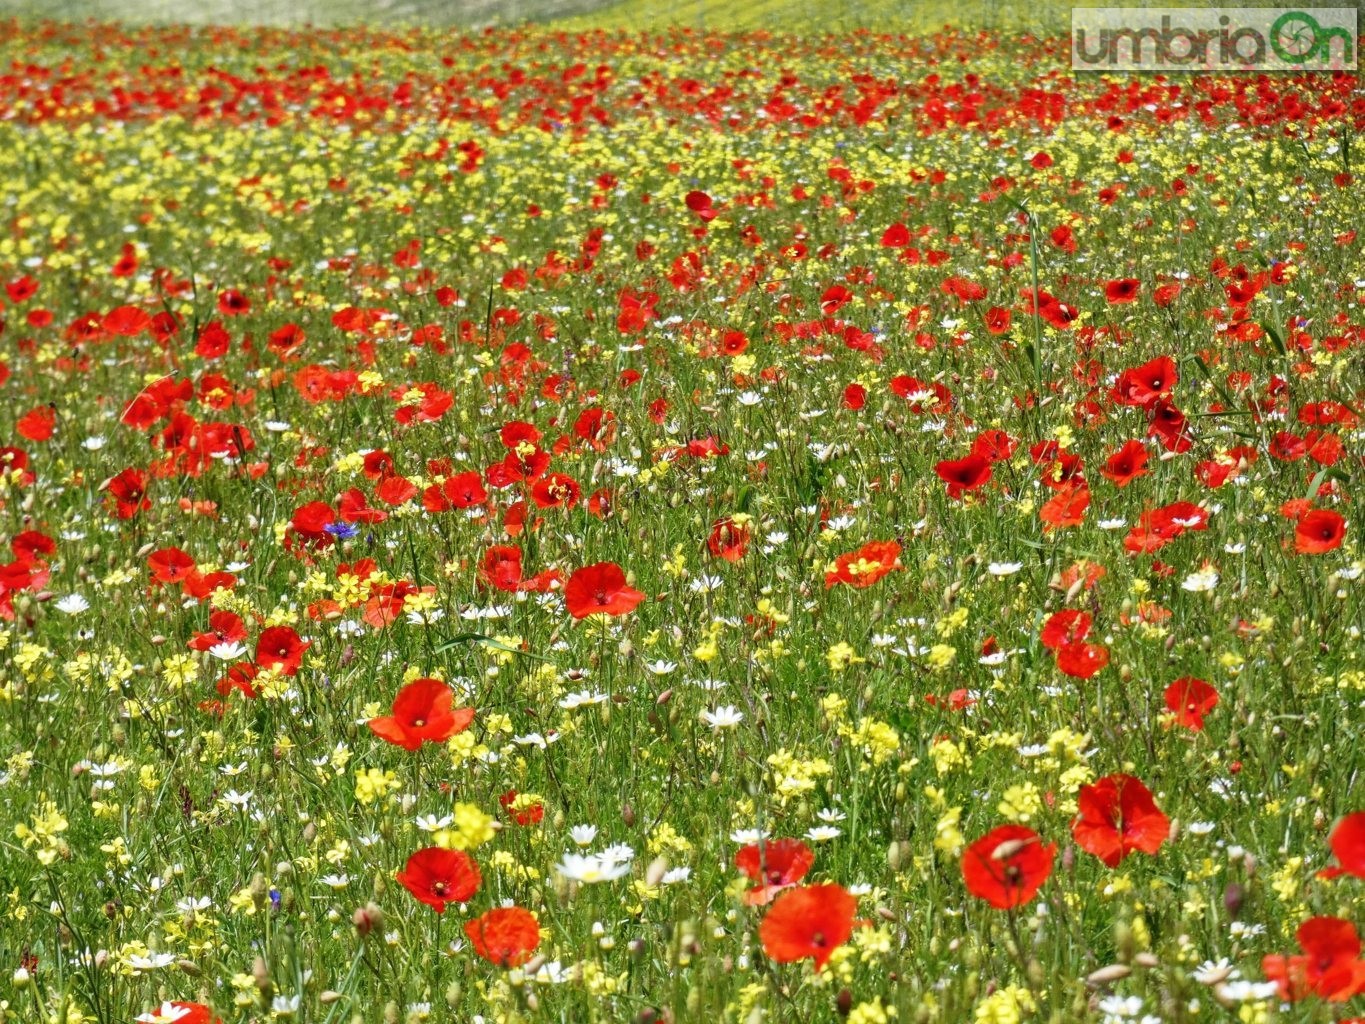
1, 14, 1364, 1024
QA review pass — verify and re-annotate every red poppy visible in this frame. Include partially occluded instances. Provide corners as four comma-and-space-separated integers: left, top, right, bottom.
758, 883, 857, 971
1101, 440, 1150, 488
1262, 917, 1365, 1002
254, 626, 311, 676
1104, 278, 1140, 304
1056, 641, 1109, 679
564, 562, 645, 619
499, 789, 545, 826
1164, 677, 1218, 731
396, 847, 481, 913
188, 610, 247, 652
961, 824, 1056, 909
16, 405, 55, 442
824, 540, 903, 589
530, 472, 581, 509
735, 838, 816, 906
136, 1002, 221, 1024
369, 678, 474, 751
1328, 813, 1365, 879
105, 467, 151, 519
1072, 774, 1169, 868
148, 547, 197, 585
1295, 509, 1346, 555
1040, 609, 1092, 650
1113, 356, 1178, 407
464, 907, 541, 967
707, 518, 752, 562
934, 454, 992, 499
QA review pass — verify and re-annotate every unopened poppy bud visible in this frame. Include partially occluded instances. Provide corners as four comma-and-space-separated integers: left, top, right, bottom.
1223, 883, 1243, 916
1114, 921, 1135, 963
383, 1001, 400, 1024
645, 856, 669, 886
252, 956, 271, 994
1133, 952, 1159, 968
320, 991, 341, 1004
655, 688, 672, 705
622, 803, 636, 827
353, 903, 384, 937
12, 967, 30, 989
445, 982, 462, 1007
887, 841, 904, 870
177, 959, 200, 976
836, 988, 853, 1016
1086, 964, 1131, 986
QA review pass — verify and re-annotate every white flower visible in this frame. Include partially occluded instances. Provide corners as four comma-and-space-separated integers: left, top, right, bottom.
556, 853, 632, 883
175, 896, 212, 912
558, 690, 608, 710
730, 828, 767, 844
1215, 980, 1278, 1001
701, 705, 744, 730
1182, 567, 1219, 592
600, 843, 636, 865
82, 435, 107, 451
319, 874, 350, 890
646, 660, 678, 675
416, 814, 453, 832
661, 866, 692, 884
136, 1004, 194, 1024
569, 824, 598, 847
222, 790, 253, 809
987, 561, 1023, 577
208, 641, 248, 661
54, 593, 92, 616
126, 952, 176, 971
1098, 518, 1128, 530
688, 574, 724, 593
805, 826, 842, 842
817, 807, 847, 822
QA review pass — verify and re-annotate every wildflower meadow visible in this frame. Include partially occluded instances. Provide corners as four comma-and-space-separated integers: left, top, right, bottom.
1, 10, 1364, 1024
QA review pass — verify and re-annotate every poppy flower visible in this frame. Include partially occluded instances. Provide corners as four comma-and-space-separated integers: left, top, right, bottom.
1113, 356, 1178, 408
1262, 917, 1365, 1002
255, 626, 311, 676
1056, 641, 1109, 679
1295, 509, 1346, 555
1101, 440, 1150, 487
564, 562, 645, 619
707, 517, 752, 562
1072, 774, 1169, 868
396, 847, 481, 913
735, 838, 816, 906
105, 467, 151, 519
480, 545, 525, 591
1104, 278, 1140, 304
135, 1002, 221, 1024
1328, 813, 1365, 879
368, 677, 474, 751
824, 540, 902, 589
758, 883, 857, 971
464, 907, 541, 967
148, 547, 197, 585
934, 454, 992, 499
1040, 609, 1092, 650
1164, 677, 1218, 730
961, 824, 1056, 909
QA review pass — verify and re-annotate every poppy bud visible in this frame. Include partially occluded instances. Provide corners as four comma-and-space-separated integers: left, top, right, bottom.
836, 988, 853, 1016
252, 956, 272, 995
320, 991, 341, 1004
1114, 920, 1135, 963
354, 902, 384, 937
1223, 883, 1243, 916
445, 982, 462, 1008
383, 1002, 400, 1024
1086, 964, 1131, 986
177, 960, 200, 976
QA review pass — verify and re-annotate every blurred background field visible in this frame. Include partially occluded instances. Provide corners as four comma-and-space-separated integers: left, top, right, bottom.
0, 0, 1340, 35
